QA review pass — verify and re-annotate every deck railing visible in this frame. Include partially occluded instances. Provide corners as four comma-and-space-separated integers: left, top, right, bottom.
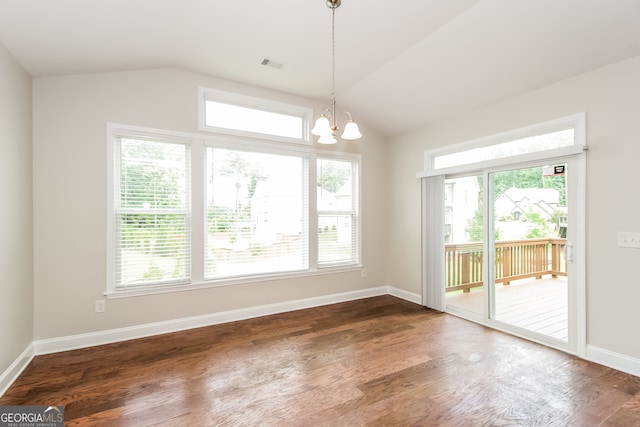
445, 238, 566, 292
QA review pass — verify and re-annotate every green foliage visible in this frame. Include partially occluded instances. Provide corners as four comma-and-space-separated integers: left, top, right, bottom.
318, 159, 351, 193
465, 207, 501, 242
214, 150, 268, 214
318, 229, 337, 241
465, 175, 500, 242
118, 139, 188, 265
208, 207, 236, 233
120, 140, 184, 210
493, 166, 566, 205
522, 209, 555, 238
143, 262, 165, 281
466, 208, 484, 242
249, 242, 264, 257
544, 175, 567, 206
120, 213, 186, 257
462, 166, 567, 243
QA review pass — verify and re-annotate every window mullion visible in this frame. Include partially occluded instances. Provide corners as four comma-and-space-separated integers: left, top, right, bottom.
191, 140, 205, 284
354, 160, 361, 265
308, 154, 318, 270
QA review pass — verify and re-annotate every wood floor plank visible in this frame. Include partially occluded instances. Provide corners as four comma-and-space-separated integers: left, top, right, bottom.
1, 295, 639, 426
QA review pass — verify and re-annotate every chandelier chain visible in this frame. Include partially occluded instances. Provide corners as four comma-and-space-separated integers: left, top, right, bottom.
331, 5, 336, 99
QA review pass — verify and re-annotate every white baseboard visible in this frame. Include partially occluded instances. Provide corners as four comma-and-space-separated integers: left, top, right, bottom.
34, 286, 413, 355
585, 345, 640, 378
0, 344, 34, 397
387, 286, 421, 305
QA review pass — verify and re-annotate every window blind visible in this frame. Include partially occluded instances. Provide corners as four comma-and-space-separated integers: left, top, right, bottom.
317, 158, 359, 266
115, 137, 191, 287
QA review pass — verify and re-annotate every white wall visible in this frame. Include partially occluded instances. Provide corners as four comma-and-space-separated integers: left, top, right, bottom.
0, 42, 33, 374
387, 55, 640, 360
32, 68, 388, 340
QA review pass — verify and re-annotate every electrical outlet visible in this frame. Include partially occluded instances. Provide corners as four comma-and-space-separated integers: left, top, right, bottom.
618, 232, 640, 249
95, 300, 105, 313
361, 268, 367, 278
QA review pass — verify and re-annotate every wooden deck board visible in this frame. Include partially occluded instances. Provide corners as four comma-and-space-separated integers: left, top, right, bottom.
446, 276, 568, 340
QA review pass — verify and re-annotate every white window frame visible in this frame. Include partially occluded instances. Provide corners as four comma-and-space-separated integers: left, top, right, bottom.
316, 155, 361, 268
106, 123, 361, 299
198, 87, 313, 145
419, 113, 586, 178
107, 126, 195, 294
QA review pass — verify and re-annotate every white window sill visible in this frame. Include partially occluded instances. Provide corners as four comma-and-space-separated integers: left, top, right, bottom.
104, 265, 363, 299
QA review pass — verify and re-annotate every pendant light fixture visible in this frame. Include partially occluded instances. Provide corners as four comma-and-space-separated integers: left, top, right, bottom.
311, 0, 363, 144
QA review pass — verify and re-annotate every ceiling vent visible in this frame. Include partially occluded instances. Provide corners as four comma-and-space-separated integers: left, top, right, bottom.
261, 58, 284, 69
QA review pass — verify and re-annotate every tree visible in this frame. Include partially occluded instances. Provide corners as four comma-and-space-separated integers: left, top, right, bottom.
318, 159, 350, 193
213, 150, 268, 218
120, 139, 187, 257
208, 207, 236, 233
521, 210, 554, 238
466, 207, 501, 242
493, 166, 566, 205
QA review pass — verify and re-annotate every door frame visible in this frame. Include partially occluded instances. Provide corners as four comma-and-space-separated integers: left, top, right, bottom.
480, 155, 586, 355
419, 114, 586, 357
423, 153, 585, 356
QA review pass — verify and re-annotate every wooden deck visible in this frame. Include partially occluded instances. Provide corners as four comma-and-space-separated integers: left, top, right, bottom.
445, 275, 568, 340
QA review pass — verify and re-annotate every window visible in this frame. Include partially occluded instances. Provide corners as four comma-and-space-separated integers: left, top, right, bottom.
198, 87, 313, 144
444, 183, 454, 204
205, 148, 308, 278
421, 113, 586, 176
107, 123, 361, 296
112, 136, 191, 289
317, 158, 359, 265
433, 129, 575, 169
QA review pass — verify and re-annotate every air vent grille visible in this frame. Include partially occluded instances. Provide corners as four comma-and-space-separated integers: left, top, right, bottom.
261, 58, 283, 69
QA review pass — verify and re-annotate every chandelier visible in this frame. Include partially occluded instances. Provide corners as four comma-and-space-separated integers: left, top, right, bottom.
311, 0, 363, 144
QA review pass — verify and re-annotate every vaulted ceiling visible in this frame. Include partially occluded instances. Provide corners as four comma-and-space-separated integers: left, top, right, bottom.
1, 0, 639, 137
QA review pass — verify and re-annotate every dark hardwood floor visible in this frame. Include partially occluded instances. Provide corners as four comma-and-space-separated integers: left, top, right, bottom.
2, 295, 640, 426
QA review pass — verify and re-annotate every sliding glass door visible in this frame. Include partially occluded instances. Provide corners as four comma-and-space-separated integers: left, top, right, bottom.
444, 174, 484, 316
421, 114, 586, 354
441, 158, 582, 352
489, 164, 569, 341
